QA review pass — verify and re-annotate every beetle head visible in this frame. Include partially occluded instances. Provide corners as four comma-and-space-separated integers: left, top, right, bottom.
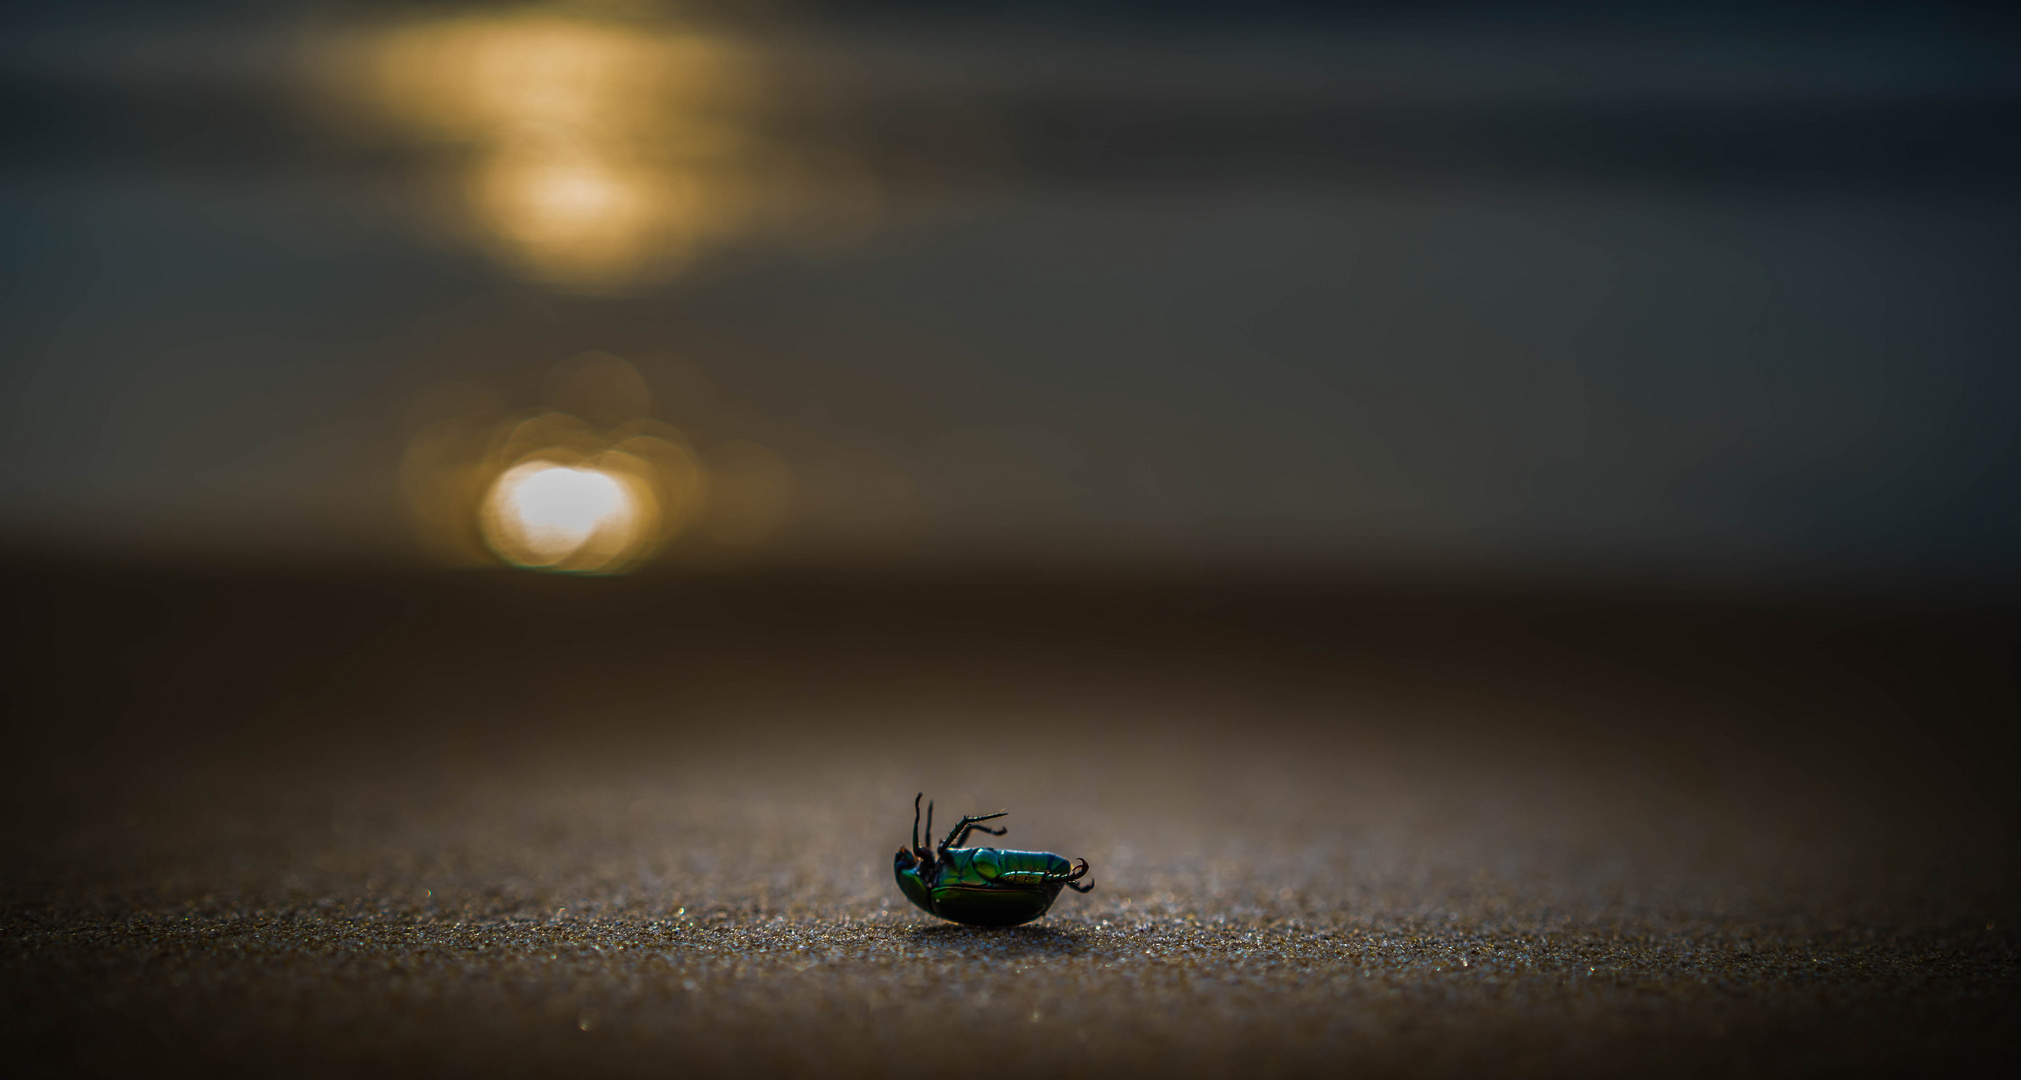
896, 795, 938, 889
904, 792, 938, 871
893, 840, 935, 877
892, 845, 935, 915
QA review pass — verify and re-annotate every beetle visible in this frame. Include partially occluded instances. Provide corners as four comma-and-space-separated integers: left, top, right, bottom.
892, 793, 1092, 927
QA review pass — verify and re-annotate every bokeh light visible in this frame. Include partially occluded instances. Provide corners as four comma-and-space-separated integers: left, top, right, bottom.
482, 460, 641, 570
325, 9, 765, 292
400, 354, 789, 573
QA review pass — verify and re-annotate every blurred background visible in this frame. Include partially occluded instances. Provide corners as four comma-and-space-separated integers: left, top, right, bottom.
3, 0, 2018, 574
4, 1, 2020, 1072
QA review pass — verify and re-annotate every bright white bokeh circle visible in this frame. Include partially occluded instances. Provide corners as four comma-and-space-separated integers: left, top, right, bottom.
484, 461, 637, 567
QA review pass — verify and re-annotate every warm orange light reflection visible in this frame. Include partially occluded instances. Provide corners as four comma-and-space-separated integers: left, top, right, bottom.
467, 142, 688, 285
346, 11, 760, 291
400, 355, 790, 572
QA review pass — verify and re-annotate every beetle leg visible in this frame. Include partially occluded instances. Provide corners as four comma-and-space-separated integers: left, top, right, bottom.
911, 793, 923, 852
950, 821, 1009, 847
940, 812, 1009, 850
1056, 859, 1092, 892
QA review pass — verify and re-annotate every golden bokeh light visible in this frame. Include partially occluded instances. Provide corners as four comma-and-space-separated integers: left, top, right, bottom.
466, 140, 701, 286
365, 12, 736, 140
400, 354, 790, 573
325, 8, 772, 292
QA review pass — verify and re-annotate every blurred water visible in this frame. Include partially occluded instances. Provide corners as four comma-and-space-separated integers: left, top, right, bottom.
1, 4, 2016, 576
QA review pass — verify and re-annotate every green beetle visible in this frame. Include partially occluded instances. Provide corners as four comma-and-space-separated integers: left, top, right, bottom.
893, 793, 1092, 927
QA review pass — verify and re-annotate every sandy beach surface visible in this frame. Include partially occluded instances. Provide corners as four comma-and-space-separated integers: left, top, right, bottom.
6, 565, 2018, 1077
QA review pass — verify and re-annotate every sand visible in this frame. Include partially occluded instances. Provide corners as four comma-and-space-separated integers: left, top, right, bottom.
5, 565, 2017, 1076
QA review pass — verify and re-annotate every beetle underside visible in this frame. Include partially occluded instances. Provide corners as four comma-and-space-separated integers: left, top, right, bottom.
893, 794, 1091, 927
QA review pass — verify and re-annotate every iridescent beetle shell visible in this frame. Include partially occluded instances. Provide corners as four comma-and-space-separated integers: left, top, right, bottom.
892, 793, 1092, 927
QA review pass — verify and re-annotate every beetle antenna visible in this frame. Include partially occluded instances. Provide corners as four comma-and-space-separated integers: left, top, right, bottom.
911, 793, 922, 851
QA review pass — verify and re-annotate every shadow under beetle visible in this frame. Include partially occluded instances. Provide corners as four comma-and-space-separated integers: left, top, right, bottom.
893, 793, 1092, 927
